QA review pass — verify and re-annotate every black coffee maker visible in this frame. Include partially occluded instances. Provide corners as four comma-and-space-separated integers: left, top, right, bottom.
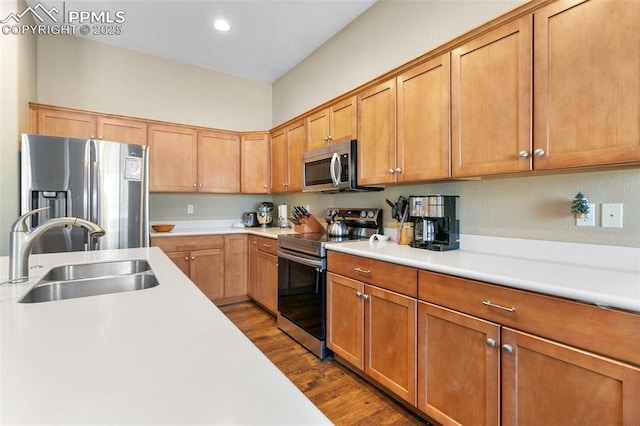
409, 195, 459, 251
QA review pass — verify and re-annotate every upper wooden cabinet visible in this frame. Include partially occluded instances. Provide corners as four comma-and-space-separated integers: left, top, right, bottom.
148, 124, 198, 192
451, 16, 532, 178
197, 130, 240, 193
306, 96, 357, 151
357, 79, 397, 185
241, 132, 270, 194
533, 0, 640, 170
270, 119, 306, 193
30, 104, 147, 145
397, 54, 451, 182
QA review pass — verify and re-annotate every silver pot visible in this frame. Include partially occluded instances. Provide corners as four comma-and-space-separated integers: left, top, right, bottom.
327, 214, 348, 237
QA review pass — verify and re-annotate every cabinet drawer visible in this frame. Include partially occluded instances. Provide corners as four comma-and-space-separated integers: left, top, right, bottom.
255, 236, 278, 256
151, 235, 224, 252
328, 251, 417, 297
418, 270, 640, 366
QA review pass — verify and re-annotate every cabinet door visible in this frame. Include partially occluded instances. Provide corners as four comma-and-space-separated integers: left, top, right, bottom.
365, 285, 417, 405
501, 327, 640, 426
326, 273, 364, 369
286, 119, 306, 192
166, 250, 190, 277
247, 236, 259, 299
241, 133, 270, 193
417, 302, 500, 426
451, 16, 532, 177
190, 248, 225, 300
270, 128, 288, 193
224, 234, 247, 298
35, 108, 96, 139
397, 54, 450, 182
533, 0, 640, 170
357, 79, 397, 185
148, 124, 198, 192
97, 117, 147, 145
255, 251, 278, 314
329, 96, 357, 144
307, 108, 330, 151
198, 130, 240, 193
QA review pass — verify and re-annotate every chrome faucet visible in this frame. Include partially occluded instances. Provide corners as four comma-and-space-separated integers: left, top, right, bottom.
8, 208, 106, 283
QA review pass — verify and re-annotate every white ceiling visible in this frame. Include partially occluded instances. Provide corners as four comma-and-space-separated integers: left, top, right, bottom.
27, 0, 377, 83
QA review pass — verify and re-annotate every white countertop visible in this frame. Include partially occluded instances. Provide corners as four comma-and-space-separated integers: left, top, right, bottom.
0, 247, 330, 425
326, 235, 640, 313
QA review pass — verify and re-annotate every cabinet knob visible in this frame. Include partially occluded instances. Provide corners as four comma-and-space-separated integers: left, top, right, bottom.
190, 256, 195, 261
327, 136, 333, 141
198, 183, 203, 187
486, 338, 497, 348
519, 151, 529, 158
193, 183, 197, 188
388, 169, 395, 174
363, 294, 370, 301
356, 291, 362, 298
323, 136, 329, 142
502, 344, 514, 354
184, 257, 189, 261
534, 148, 545, 157
395, 167, 402, 174
263, 184, 267, 188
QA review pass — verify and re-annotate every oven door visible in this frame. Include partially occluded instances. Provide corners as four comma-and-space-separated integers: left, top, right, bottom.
277, 248, 327, 340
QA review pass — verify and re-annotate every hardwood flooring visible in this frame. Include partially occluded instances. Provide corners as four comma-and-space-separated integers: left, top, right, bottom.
220, 302, 430, 426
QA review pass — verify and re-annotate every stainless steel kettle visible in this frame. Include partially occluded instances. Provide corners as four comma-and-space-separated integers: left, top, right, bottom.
327, 214, 348, 237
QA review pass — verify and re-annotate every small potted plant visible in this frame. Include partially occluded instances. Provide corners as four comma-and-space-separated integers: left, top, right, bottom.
571, 192, 590, 219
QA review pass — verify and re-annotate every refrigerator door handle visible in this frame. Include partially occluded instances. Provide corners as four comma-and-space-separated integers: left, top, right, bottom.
89, 139, 100, 250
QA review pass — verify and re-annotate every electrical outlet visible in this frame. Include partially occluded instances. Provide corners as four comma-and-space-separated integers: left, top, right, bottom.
576, 203, 595, 227
187, 204, 194, 215
601, 203, 622, 228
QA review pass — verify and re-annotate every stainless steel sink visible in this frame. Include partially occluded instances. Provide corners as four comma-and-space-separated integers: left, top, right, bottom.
40, 259, 152, 281
18, 260, 158, 303
19, 272, 158, 303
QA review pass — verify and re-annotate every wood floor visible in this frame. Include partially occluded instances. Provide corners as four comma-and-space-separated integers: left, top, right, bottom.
220, 301, 430, 426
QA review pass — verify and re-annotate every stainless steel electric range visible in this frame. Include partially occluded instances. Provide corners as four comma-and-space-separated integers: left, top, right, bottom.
276, 208, 383, 359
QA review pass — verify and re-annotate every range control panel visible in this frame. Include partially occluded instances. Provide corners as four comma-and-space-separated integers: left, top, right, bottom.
324, 208, 382, 230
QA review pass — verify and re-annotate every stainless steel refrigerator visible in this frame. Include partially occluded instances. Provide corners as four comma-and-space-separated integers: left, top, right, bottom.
21, 134, 149, 254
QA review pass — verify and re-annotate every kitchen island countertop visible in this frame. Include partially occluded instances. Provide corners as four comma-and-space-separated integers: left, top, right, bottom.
0, 247, 330, 425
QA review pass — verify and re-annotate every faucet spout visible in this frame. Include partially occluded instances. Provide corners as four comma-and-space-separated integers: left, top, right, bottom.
8, 208, 106, 283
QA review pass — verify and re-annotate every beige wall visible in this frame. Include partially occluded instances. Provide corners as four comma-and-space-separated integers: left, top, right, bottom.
0, 0, 37, 256
37, 35, 272, 131
272, 0, 640, 248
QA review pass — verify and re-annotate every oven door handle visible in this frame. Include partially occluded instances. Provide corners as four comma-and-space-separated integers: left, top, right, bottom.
278, 249, 325, 270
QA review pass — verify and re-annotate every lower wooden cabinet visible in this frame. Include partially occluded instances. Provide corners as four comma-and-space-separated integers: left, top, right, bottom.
247, 235, 278, 315
151, 234, 248, 304
417, 301, 500, 426
417, 273, 640, 426
327, 271, 417, 405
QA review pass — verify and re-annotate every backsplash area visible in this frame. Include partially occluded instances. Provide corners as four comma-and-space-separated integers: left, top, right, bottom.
149, 167, 640, 248
150, 193, 272, 222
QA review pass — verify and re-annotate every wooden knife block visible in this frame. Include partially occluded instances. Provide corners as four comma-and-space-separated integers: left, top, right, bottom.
294, 215, 325, 233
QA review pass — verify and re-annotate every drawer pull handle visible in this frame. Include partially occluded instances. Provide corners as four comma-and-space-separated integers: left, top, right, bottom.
482, 300, 516, 313
262, 243, 271, 248
354, 267, 371, 274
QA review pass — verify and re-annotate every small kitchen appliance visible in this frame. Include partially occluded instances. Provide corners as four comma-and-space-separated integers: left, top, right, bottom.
257, 202, 274, 227
410, 195, 459, 251
242, 212, 260, 227
277, 207, 383, 360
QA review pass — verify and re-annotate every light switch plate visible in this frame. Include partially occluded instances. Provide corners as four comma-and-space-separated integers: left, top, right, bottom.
601, 203, 623, 228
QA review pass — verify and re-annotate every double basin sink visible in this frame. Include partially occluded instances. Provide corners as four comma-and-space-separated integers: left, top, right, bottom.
19, 259, 159, 303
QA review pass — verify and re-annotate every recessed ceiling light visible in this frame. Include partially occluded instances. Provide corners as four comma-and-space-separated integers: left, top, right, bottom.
214, 19, 230, 32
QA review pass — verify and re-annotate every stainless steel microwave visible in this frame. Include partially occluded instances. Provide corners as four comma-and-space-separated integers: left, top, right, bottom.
302, 140, 383, 193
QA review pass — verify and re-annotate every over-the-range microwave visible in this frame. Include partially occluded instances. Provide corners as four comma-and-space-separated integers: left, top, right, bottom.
302, 140, 383, 193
